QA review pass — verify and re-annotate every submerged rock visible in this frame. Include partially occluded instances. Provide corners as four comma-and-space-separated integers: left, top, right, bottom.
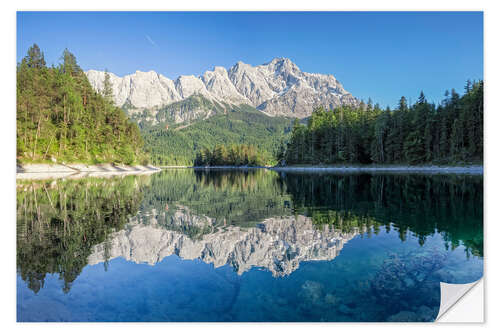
300, 280, 324, 303
386, 305, 437, 322
416, 305, 436, 322
324, 293, 338, 305
338, 304, 355, 315
387, 311, 419, 322
371, 249, 447, 302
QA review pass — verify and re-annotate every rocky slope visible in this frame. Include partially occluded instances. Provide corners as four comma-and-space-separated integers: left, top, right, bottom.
86, 58, 358, 123
88, 210, 359, 277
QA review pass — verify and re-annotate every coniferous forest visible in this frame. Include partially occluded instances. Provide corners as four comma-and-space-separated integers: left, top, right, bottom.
193, 144, 268, 166
16, 44, 483, 167
17, 44, 148, 165
281, 83, 483, 165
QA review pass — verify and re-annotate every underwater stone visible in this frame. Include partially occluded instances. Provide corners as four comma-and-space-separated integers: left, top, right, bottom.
387, 311, 419, 322
416, 305, 436, 322
338, 304, 354, 315
300, 280, 324, 303
324, 293, 338, 305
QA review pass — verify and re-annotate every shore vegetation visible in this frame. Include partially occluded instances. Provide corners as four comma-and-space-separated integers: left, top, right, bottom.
17, 44, 149, 165
280, 82, 483, 166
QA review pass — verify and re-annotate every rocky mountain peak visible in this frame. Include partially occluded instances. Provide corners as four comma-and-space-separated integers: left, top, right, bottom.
201, 66, 249, 104
213, 66, 228, 74
264, 57, 300, 73
175, 75, 212, 100
85, 58, 359, 121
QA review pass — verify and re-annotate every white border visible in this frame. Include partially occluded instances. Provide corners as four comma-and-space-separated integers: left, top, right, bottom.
2, 1, 499, 332
438, 279, 484, 322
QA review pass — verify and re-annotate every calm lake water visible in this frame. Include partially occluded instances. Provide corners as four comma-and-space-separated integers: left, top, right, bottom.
16, 169, 483, 322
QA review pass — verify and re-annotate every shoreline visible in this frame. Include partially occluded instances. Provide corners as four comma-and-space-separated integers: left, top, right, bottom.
269, 165, 483, 174
190, 165, 483, 174
17, 163, 484, 179
16, 163, 161, 180
190, 166, 266, 170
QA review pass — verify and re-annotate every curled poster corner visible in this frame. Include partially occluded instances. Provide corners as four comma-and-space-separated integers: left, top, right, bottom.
436, 278, 484, 322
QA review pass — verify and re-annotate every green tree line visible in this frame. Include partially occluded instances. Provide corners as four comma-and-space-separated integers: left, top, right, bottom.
193, 143, 270, 166
281, 81, 483, 165
17, 44, 149, 165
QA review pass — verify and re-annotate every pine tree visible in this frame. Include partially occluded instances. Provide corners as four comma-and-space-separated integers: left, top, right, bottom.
102, 69, 114, 102
465, 79, 472, 93
418, 91, 426, 104
424, 122, 433, 162
24, 43, 46, 69
398, 96, 408, 112
450, 119, 460, 160
61, 48, 81, 75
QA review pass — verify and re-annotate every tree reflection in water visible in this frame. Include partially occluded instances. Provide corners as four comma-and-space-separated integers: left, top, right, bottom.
17, 170, 482, 295
16, 176, 150, 293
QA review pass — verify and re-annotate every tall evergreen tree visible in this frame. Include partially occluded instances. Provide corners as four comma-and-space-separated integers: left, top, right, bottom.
61, 48, 81, 75
24, 43, 46, 69
102, 69, 114, 102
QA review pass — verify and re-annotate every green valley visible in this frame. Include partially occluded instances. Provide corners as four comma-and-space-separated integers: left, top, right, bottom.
139, 103, 293, 166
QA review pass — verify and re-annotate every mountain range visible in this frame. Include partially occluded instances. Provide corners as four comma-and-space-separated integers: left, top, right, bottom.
88, 211, 359, 277
86, 58, 359, 123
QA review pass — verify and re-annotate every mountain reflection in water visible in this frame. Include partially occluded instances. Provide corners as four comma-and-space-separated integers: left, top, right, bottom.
17, 169, 483, 322
89, 213, 360, 277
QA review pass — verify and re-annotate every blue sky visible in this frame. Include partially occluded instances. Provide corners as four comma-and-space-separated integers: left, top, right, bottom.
17, 11, 483, 108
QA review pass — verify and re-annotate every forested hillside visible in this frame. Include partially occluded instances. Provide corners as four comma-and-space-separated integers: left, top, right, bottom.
17, 44, 148, 165
128, 94, 228, 126
281, 81, 483, 165
193, 144, 268, 166
141, 105, 292, 165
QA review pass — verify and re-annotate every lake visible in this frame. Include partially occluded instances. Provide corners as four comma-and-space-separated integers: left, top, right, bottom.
16, 169, 483, 322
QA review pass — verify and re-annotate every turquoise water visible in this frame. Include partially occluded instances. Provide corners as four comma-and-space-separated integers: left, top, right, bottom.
17, 169, 483, 322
